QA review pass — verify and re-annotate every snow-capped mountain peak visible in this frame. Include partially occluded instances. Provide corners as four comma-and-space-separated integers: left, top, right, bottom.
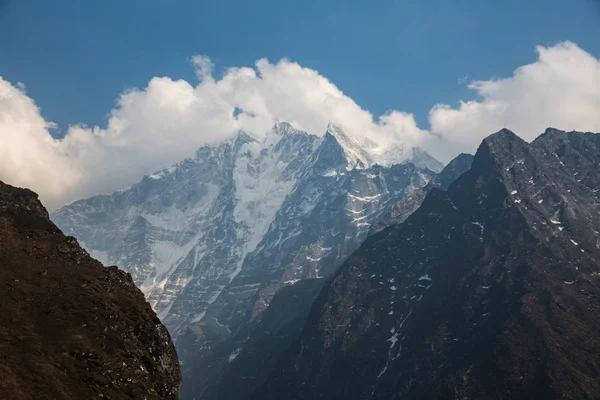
234, 130, 256, 146
52, 122, 443, 392
325, 123, 373, 169
324, 122, 443, 172
52, 121, 444, 398
272, 121, 299, 136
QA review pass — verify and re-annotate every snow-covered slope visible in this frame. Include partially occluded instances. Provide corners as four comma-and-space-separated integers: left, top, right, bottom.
53, 123, 317, 329
325, 123, 443, 172
52, 122, 441, 398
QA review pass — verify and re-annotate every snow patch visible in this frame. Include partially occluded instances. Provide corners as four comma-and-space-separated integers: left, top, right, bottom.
228, 347, 242, 363
388, 332, 399, 349
231, 136, 297, 280
347, 193, 383, 202
190, 311, 206, 323
471, 222, 484, 242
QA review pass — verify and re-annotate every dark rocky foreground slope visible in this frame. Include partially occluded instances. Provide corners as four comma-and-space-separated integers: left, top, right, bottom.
255, 128, 600, 400
0, 181, 181, 400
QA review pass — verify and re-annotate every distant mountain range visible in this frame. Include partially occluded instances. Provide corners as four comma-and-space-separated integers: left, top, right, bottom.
52, 122, 448, 398
53, 124, 600, 400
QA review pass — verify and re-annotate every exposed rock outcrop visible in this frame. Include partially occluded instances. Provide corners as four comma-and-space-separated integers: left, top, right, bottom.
0, 181, 181, 400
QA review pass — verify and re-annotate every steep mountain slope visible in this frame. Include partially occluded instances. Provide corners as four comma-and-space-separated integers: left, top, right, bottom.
323, 124, 444, 172
52, 123, 438, 336
0, 181, 180, 400
184, 153, 470, 400
198, 278, 325, 400
255, 128, 600, 400
52, 123, 319, 336
178, 141, 435, 398
372, 153, 473, 232
52, 122, 442, 399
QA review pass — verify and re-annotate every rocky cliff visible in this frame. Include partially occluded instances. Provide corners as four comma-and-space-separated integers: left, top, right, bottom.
0, 181, 181, 400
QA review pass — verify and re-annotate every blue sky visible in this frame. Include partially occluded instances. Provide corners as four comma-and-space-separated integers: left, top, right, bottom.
1, 0, 600, 209
1, 0, 599, 133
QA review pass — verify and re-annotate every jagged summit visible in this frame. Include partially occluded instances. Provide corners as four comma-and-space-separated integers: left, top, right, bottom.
544, 126, 563, 135
272, 121, 301, 136
405, 146, 444, 172
160, 122, 443, 184
324, 123, 373, 169
482, 127, 524, 145
471, 128, 529, 173
183, 122, 443, 180
235, 130, 256, 145
325, 122, 443, 172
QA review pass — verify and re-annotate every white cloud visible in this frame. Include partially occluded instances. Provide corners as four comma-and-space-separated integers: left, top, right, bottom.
0, 81, 82, 203
0, 41, 599, 210
428, 41, 600, 159
0, 58, 427, 210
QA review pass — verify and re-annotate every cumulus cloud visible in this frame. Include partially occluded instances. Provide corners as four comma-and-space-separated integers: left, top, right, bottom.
0, 81, 82, 202
428, 41, 600, 159
0, 58, 427, 210
0, 41, 599, 210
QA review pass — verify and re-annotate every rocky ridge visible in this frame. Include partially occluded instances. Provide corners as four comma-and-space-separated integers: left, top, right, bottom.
0, 181, 181, 400
254, 128, 600, 400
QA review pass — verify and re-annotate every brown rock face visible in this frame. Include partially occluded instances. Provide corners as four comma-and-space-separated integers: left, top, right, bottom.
0, 181, 181, 400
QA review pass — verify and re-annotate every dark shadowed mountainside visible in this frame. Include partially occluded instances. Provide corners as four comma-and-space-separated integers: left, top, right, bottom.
255, 128, 600, 400
198, 279, 324, 400
0, 181, 181, 400
194, 154, 473, 400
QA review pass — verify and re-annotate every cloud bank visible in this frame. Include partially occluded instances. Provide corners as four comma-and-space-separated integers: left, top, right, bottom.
0, 41, 599, 210
429, 41, 600, 157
